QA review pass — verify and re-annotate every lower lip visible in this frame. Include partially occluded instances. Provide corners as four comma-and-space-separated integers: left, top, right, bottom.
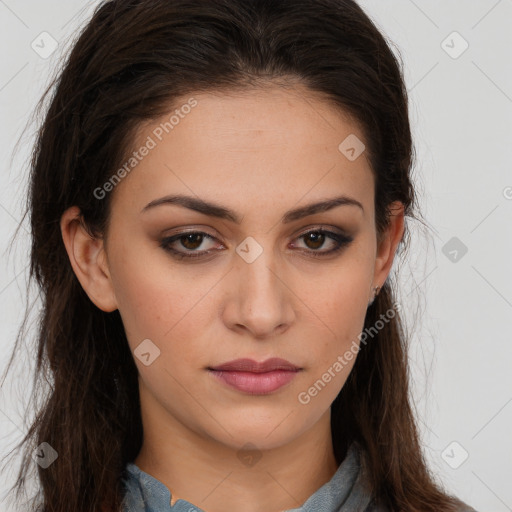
208, 369, 300, 394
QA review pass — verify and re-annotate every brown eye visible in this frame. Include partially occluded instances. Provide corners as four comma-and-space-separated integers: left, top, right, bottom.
180, 233, 205, 250
160, 231, 220, 259
160, 228, 353, 261
303, 231, 326, 250
292, 229, 353, 258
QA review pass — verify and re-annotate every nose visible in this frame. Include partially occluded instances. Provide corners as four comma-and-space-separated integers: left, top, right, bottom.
222, 247, 296, 339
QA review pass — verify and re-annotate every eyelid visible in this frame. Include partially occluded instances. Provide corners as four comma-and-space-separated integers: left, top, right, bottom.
159, 224, 353, 260
293, 223, 348, 237
288, 227, 353, 254
159, 230, 223, 260
161, 224, 349, 244
161, 225, 220, 238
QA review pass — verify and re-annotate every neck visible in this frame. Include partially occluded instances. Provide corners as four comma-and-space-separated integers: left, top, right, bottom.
134, 409, 339, 512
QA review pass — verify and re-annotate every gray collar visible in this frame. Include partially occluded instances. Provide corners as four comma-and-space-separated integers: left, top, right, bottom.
122, 441, 374, 511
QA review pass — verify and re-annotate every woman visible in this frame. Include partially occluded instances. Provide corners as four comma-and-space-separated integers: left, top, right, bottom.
2, 0, 478, 511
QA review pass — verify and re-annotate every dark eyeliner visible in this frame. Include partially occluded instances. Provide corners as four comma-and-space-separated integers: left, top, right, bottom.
159, 232, 218, 260
159, 228, 353, 260
294, 229, 353, 258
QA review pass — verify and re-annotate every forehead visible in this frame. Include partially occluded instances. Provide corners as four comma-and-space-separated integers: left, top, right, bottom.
109, 84, 374, 218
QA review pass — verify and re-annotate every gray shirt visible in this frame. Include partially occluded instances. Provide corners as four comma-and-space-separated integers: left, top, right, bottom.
120, 442, 476, 511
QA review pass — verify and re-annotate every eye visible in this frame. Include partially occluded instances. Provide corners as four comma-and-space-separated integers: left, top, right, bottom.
290, 228, 353, 258
160, 231, 222, 259
160, 227, 353, 260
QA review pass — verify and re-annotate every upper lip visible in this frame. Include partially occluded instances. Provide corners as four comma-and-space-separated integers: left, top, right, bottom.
209, 358, 301, 373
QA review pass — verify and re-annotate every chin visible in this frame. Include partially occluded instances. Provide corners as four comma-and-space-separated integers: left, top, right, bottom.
206, 417, 308, 452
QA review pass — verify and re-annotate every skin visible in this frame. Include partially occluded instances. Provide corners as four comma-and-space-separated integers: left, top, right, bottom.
60, 83, 404, 512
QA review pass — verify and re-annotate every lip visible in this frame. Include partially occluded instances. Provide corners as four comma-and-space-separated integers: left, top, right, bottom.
207, 358, 302, 395
209, 357, 301, 373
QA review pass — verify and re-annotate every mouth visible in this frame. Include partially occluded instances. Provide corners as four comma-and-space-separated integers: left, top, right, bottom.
207, 358, 302, 395
208, 357, 301, 373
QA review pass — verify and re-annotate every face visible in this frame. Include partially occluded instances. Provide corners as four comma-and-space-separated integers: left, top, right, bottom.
88, 85, 400, 451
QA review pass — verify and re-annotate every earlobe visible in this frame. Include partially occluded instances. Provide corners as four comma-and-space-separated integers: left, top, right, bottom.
371, 201, 405, 299
60, 206, 118, 312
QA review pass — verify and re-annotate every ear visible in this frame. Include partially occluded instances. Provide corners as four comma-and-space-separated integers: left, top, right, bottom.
371, 201, 405, 299
60, 206, 118, 312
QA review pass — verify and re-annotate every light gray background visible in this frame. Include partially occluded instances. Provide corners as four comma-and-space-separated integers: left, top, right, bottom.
1, 1, 511, 511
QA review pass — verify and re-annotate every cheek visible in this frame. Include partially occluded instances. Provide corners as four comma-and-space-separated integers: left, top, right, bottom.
301, 257, 372, 388
309, 265, 371, 340
299, 288, 366, 411
109, 248, 216, 365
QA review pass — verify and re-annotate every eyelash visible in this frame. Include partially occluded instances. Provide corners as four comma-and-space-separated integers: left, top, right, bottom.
159, 228, 353, 260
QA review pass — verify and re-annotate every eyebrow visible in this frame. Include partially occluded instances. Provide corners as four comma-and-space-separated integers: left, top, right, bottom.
141, 194, 363, 224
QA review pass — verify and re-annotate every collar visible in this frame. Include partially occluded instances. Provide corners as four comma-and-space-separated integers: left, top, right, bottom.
122, 441, 374, 511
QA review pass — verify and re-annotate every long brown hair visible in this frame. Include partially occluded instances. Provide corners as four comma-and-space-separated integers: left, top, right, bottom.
1, 1, 469, 510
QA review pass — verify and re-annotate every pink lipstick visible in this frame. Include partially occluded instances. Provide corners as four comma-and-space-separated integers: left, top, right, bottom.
208, 357, 301, 395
